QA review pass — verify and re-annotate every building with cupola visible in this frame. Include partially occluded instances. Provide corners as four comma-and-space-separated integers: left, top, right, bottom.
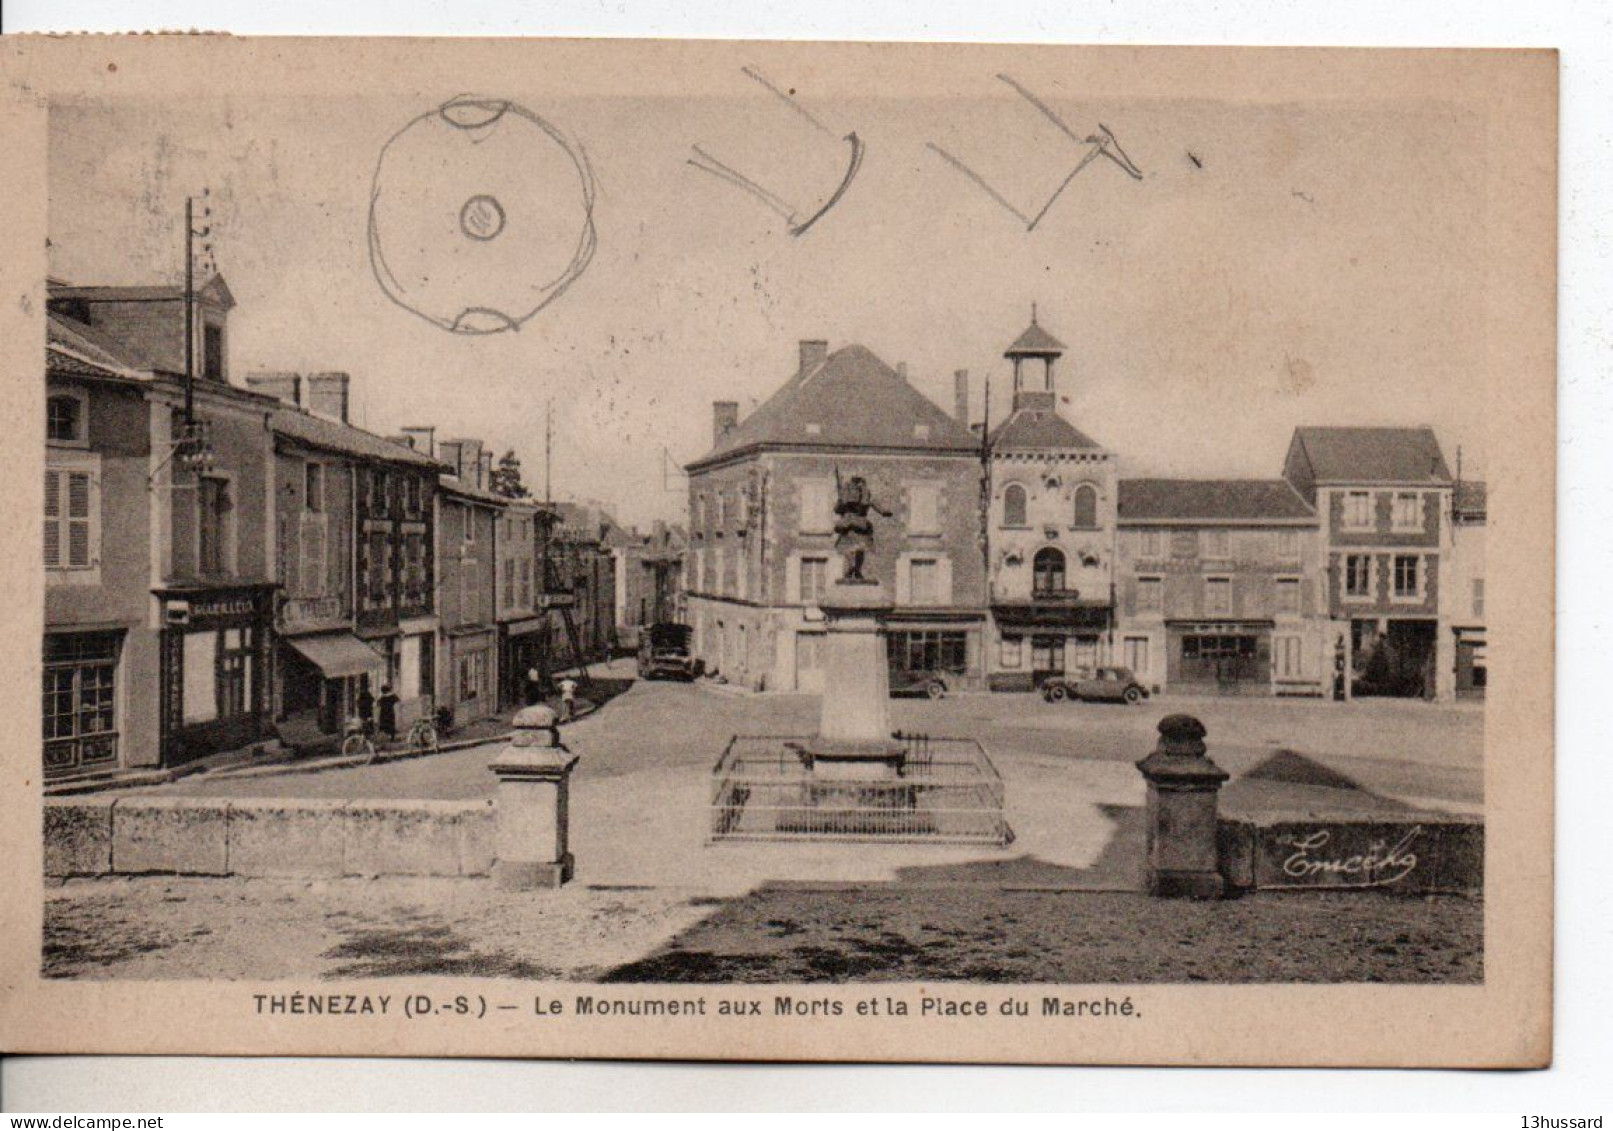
983, 312, 1118, 690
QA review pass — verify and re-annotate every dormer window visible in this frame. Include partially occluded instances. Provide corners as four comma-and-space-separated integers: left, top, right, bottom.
47, 393, 86, 445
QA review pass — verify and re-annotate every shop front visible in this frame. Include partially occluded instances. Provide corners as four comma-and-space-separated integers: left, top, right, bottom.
500, 616, 548, 707
988, 602, 1110, 692
276, 630, 387, 746
42, 628, 126, 780
448, 627, 497, 727
884, 613, 985, 692
1166, 620, 1273, 696
157, 584, 276, 766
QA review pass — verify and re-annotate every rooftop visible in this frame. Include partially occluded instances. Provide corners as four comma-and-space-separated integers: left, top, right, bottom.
690, 343, 979, 468
989, 403, 1102, 451
272, 406, 446, 470
1005, 319, 1066, 357
1288, 426, 1453, 486
1119, 478, 1317, 523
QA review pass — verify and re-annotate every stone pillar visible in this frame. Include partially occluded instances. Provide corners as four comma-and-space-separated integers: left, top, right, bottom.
813, 580, 901, 763
1135, 714, 1230, 899
488, 705, 579, 890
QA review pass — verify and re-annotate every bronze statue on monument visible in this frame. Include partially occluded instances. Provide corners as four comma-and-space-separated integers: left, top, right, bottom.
833, 467, 892, 583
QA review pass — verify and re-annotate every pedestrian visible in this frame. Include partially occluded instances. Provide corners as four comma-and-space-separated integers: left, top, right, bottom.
526, 666, 543, 706
377, 683, 399, 742
558, 674, 578, 723
356, 679, 375, 738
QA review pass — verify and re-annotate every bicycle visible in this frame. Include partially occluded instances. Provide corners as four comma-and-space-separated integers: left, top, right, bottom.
339, 717, 377, 763
404, 714, 439, 755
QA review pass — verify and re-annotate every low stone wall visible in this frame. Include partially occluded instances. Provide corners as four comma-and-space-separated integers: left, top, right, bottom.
45, 796, 494, 880
1218, 815, 1483, 896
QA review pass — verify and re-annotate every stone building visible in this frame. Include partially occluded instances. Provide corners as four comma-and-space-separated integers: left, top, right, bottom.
609, 520, 689, 651
1115, 479, 1325, 696
1282, 426, 1456, 700
685, 340, 987, 692
250, 374, 445, 748
1447, 479, 1487, 700
43, 278, 280, 778
434, 439, 505, 726
983, 316, 1118, 691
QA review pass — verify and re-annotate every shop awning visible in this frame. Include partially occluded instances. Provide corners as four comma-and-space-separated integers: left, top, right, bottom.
285, 633, 387, 679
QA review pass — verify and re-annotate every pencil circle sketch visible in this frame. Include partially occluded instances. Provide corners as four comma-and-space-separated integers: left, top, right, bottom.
368, 94, 598, 335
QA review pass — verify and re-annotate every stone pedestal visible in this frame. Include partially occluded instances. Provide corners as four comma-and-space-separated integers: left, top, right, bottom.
489, 705, 579, 891
806, 579, 903, 766
1135, 714, 1230, 899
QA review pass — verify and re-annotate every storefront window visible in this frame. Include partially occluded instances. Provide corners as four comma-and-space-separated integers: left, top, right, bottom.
887, 631, 968, 674
42, 632, 120, 774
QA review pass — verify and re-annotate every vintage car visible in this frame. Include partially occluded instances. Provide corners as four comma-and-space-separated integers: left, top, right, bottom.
1040, 666, 1150, 705
888, 669, 950, 699
637, 623, 697, 681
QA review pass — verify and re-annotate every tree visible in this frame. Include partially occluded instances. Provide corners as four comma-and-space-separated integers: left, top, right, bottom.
490, 450, 530, 499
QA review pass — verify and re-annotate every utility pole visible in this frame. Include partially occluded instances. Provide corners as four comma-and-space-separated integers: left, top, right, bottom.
544, 398, 554, 506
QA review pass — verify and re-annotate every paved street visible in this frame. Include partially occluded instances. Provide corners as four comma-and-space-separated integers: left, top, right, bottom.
145, 660, 1483, 812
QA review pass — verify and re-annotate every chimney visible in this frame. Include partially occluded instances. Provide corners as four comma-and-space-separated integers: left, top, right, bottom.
244, 371, 301, 406
438, 440, 464, 476
713, 401, 739, 445
304, 372, 350, 423
798, 339, 828, 375
479, 450, 494, 489
401, 426, 436, 457
954, 369, 969, 427
456, 438, 484, 483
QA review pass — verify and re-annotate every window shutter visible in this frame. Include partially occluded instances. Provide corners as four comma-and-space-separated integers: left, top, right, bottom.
43, 470, 61, 568
67, 471, 93, 568
937, 556, 953, 605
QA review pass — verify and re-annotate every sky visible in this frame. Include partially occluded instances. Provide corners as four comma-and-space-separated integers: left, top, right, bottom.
47, 79, 1490, 528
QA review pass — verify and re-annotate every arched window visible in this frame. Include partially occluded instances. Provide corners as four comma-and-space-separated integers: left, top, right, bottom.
1003, 483, 1028, 528
1033, 547, 1066, 595
1072, 484, 1098, 529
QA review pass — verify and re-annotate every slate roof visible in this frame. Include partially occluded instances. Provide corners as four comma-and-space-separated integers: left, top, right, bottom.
1289, 426, 1452, 485
439, 474, 509, 506
689, 344, 979, 468
46, 312, 146, 376
988, 405, 1102, 450
1119, 479, 1317, 523
274, 407, 445, 469
1005, 321, 1066, 355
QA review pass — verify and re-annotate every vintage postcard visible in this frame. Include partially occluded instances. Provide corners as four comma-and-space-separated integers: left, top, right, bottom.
0, 37, 1555, 1066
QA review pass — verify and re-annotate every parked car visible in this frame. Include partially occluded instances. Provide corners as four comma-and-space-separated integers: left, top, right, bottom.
637, 622, 696, 681
1041, 666, 1150, 705
889, 669, 949, 699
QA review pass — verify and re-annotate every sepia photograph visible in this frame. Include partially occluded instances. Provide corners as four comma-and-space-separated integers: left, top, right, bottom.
0, 35, 1555, 1067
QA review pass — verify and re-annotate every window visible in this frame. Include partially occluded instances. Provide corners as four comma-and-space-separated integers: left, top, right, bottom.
1472, 578, 1485, 618
463, 505, 475, 543
798, 482, 832, 534
418, 635, 434, 699
520, 559, 532, 608
1274, 635, 1304, 678
1344, 490, 1374, 530
888, 630, 968, 674
41, 632, 120, 775
1203, 529, 1230, 557
458, 650, 487, 701
1275, 577, 1301, 615
1002, 483, 1028, 528
43, 467, 97, 571
908, 558, 939, 604
691, 495, 704, 534
197, 476, 233, 577
1033, 547, 1066, 595
1393, 492, 1423, 532
401, 533, 427, 607
999, 635, 1023, 669
800, 556, 829, 604
1170, 530, 1198, 558
1071, 484, 1098, 529
504, 558, 517, 607
1393, 554, 1422, 599
1123, 636, 1151, 674
716, 492, 728, 531
1182, 635, 1257, 660
371, 470, 389, 515
1275, 529, 1300, 560
367, 529, 391, 606
1136, 576, 1163, 613
1344, 554, 1373, 598
299, 517, 327, 596
1138, 530, 1162, 558
304, 463, 324, 513
404, 475, 422, 517
1204, 577, 1233, 616
203, 323, 224, 381
908, 483, 940, 535
47, 394, 84, 444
